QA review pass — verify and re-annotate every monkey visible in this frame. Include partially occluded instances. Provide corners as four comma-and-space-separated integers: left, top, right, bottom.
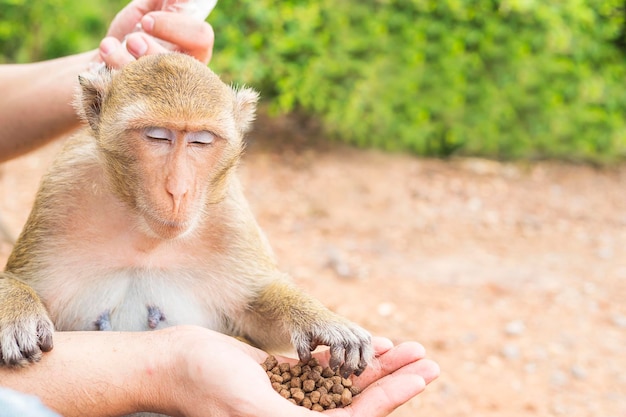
0, 53, 373, 385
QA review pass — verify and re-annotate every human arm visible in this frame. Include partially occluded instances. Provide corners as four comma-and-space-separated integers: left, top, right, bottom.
0, 0, 214, 162
0, 326, 439, 417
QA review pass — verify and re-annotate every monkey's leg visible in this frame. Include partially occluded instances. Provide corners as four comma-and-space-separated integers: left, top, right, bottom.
94, 310, 112, 331
0, 273, 54, 367
245, 280, 373, 377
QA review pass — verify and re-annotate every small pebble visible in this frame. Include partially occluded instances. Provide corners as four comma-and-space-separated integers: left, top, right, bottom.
504, 320, 526, 336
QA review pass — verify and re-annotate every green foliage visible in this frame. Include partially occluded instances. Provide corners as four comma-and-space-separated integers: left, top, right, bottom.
0, 0, 125, 63
2, 0, 626, 161
210, 0, 626, 162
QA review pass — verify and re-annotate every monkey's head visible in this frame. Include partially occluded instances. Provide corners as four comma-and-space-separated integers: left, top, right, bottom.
75, 53, 259, 240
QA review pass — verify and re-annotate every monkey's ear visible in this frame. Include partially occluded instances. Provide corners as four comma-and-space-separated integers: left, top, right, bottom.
74, 66, 114, 132
233, 86, 259, 134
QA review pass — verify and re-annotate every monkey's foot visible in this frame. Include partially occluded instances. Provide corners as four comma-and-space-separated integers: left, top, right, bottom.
147, 306, 166, 329
94, 310, 112, 331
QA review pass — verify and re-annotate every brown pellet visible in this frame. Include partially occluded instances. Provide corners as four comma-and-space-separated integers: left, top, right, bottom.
290, 376, 302, 389
309, 390, 321, 404
270, 373, 283, 384
319, 393, 333, 408
302, 379, 316, 393
311, 403, 324, 412
291, 364, 302, 377
322, 379, 334, 391
341, 388, 353, 406
331, 383, 344, 394
263, 356, 278, 370
291, 389, 305, 404
263, 355, 360, 410
301, 397, 312, 409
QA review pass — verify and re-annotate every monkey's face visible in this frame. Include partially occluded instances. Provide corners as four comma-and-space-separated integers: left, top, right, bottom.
122, 125, 237, 240
76, 53, 259, 240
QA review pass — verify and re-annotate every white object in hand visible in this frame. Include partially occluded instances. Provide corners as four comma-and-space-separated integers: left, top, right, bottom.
123, 0, 218, 50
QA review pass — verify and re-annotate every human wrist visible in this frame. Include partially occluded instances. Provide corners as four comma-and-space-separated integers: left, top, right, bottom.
134, 327, 192, 416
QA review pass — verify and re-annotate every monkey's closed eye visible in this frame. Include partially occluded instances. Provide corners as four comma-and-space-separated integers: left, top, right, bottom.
187, 131, 215, 145
144, 127, 172, 141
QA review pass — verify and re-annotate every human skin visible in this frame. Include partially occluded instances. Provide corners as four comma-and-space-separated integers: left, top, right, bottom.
0, 326, 439, 417
0, 1, 214, 162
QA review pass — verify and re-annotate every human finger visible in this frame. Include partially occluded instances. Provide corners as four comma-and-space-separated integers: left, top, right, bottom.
105, 0, 161, 39
124, 32, 171, 59
326, 374, 426, 417
323, 351, 439, 417
393, 358, 440, 385
352, 341, 427, 390
99, 37, 136, 69
371, 336, 394, 356
140, 12, 214, 63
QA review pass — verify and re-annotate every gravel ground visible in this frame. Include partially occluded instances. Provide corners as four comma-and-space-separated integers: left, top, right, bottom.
1, 118, 624, 416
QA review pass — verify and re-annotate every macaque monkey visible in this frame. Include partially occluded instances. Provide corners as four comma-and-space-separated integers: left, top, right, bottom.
0, 54, 372, 379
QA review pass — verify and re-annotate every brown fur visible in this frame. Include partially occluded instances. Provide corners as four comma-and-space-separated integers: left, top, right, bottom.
0, 54, 372, 379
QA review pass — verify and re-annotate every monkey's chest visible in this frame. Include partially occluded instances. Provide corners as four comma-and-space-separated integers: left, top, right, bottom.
39, 268, 240, 333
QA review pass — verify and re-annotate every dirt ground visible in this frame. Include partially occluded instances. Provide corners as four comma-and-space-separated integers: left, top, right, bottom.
0, 116, 625, 416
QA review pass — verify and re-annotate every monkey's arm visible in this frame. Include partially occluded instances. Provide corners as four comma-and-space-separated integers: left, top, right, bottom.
0, 272, 54, 367
242, 279, 373, 378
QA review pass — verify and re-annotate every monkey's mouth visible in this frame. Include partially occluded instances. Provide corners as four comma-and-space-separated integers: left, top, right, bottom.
142, 211, 193, 239
159, 220, 187, 230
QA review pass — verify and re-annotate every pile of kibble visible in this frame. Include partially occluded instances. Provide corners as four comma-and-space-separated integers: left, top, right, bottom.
261, 355, 361, 411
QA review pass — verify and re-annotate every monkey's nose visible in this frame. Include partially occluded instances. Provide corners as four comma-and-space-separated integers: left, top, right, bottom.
165, 177, 189, 215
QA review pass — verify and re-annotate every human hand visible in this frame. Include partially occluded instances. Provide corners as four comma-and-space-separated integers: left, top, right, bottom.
320, 338, 439, 416
98, 0, 214, 69
169, 328, 439, 417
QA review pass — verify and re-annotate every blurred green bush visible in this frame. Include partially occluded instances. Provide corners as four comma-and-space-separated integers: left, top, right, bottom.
0, 0, 122, 63
2, 0, 626, 162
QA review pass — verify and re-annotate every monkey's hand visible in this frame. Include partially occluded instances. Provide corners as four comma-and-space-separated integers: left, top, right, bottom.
291, 313, 374, 378
250, 281, 374, 378
0, 275, 54, 367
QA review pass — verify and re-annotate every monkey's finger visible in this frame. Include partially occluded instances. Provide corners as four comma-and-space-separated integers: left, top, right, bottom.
295, 339, 313, 364
356, 333, 375, 376
37, 320, 54, 353
140, 12, 214, 63
99, 37, 136, 70
329, 343, 345, 372
340, 342, 362, 378
354, 346, 369, 376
